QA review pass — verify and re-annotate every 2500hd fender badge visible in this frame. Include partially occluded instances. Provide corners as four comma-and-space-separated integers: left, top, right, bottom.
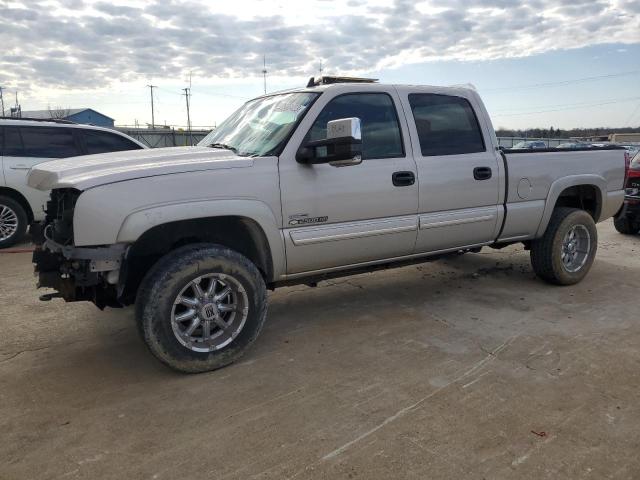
288, 214, 328, 226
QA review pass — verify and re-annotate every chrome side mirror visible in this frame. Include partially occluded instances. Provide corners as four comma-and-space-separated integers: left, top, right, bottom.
296, 117, 362, 166
327, 117, 361, 142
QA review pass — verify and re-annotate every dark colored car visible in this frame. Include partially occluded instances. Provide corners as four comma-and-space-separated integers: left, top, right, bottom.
614, 151, 640, 234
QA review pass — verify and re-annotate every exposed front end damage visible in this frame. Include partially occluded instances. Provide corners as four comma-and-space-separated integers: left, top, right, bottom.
32, 188, 127, 309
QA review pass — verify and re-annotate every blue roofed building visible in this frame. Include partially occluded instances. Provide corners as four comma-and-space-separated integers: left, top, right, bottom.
18, 108, 115, 128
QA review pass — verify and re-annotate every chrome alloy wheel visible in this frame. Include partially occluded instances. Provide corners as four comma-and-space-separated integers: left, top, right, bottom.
0, 204, 19, 242
561, 224, 591, 273
171, 274, 249, 352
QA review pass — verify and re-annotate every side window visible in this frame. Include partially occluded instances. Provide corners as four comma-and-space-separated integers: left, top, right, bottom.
408, 94, 485, 156
83, 130, 141, 154
3, 127, 25, 156
305, 93, 404, 160
20, 127, 80, 158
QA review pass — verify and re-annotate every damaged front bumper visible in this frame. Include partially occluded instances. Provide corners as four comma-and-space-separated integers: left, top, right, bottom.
33, 226, 128, 308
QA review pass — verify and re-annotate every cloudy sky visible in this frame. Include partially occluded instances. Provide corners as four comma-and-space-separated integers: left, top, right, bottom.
1, 0, 639, 129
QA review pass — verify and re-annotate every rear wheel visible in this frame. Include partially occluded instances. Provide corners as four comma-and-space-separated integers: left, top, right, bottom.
530, 208, 597, 285
613, 215, 640, 235
136, 244, 268, 373
0, 196, 28, 249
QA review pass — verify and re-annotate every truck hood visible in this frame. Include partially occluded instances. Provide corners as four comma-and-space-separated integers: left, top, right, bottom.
28, 146, 255, 191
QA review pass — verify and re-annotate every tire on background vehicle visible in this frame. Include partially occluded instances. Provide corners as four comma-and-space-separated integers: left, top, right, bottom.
0, 195, 28, 249
136, 244, 268, 373
613, 215, 640, 235
530, 207, 598, 285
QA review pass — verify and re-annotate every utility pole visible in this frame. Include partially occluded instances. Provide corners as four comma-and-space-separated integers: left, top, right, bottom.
0, 86, 4, 117
182, 87, 192, 146
13, 91, 21, 117
319, 60, 323, 76
147, 84, 156, 129
261, 55, 267, 95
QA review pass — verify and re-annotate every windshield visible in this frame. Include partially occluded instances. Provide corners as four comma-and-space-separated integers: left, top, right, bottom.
198, 92, 319, 156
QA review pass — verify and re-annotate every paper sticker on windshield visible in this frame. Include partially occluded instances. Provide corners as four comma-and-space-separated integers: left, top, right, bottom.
275, 102, 306, 113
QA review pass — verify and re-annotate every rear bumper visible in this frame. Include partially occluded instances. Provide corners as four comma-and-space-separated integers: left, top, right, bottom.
601, 189, 626, 222
620, 196, 640, 220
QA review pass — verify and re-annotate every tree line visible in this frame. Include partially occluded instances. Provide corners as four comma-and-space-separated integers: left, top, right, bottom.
495, 126, 640, 139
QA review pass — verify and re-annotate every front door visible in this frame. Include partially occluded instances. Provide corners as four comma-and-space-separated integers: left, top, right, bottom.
279, 88, 419, 275
398, 91, 502, 253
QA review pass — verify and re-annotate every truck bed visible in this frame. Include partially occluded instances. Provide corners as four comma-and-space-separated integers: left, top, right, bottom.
498, 146, 626, 242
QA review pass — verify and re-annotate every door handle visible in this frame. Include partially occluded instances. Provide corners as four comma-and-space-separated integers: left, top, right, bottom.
10, 165, 31, 170
473, 167, 492, 180
392, 171, 415, 187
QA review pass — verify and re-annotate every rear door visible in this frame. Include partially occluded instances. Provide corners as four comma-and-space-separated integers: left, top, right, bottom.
399, 90, 501, 252
2, 126, 82, 220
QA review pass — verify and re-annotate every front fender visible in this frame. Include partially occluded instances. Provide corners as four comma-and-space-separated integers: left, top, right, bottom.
535, 174, 606, 237
71, 160, 284, 274
115, 199, 286, 279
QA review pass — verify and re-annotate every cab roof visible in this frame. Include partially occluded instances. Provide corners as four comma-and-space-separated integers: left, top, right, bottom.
261, 79, 478, 99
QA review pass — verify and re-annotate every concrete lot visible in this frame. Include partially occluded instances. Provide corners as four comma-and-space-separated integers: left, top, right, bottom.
1, 220, 639, 479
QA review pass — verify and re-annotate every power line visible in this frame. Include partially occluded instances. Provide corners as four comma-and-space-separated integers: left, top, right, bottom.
624, 102, 640, 126
483, 70, 640, 93
188, 88, 248, 100
494, 96, 640, 113
492, 96, 640, 117
156, 85, 247, 100
153, 86, 181, 96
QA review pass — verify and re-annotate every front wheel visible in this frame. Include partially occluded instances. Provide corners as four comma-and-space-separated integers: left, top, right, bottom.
530, 207, 597, 285
613, 215, 640, 235
136, 244, 267, 373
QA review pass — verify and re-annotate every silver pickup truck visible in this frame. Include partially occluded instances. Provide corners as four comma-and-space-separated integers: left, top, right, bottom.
29, 77, 626, 372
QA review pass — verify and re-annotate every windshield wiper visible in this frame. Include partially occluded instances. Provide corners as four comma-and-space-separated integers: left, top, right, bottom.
209, 143, 239, 154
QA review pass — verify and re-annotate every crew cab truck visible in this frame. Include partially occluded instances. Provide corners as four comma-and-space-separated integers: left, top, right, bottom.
29, 77, 626, 373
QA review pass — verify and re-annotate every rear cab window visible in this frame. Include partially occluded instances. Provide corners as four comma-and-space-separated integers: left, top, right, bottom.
408, 93, 485, 156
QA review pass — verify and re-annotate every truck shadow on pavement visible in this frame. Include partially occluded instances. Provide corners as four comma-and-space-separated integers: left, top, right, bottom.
7, 249, 626, 383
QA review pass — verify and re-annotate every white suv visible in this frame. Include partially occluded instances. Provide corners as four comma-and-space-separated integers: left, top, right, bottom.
0, 118, 146, 248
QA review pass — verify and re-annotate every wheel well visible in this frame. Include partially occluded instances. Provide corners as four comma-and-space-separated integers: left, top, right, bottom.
0, 187, 34, 222
121, 216, 273, 304
554, 184, 601, 220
